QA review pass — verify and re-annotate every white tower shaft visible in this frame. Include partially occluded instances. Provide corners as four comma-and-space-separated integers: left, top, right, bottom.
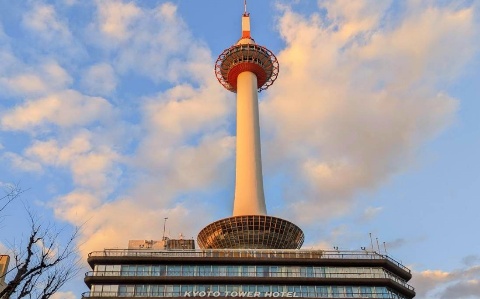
233, 71, 267, 216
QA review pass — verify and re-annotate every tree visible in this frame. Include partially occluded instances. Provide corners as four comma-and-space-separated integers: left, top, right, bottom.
0, 185, 80, 299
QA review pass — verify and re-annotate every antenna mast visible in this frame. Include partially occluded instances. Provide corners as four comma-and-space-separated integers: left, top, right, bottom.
162, 217, 168, 241
243, 0, 249, 16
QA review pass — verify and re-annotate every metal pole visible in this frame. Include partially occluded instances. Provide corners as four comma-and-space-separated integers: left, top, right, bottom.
162, 217, 168, 241
369, 233, 374, 251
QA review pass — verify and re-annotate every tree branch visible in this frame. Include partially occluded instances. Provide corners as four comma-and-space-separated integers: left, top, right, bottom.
0, 207, 80, 299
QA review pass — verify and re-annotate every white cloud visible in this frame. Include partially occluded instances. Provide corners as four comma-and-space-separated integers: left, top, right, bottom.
141, 83, 230, 146
261, 1, 475, 224
26, 132, 120, 192
22, 3, 71, 42
90, 1, 213, 83
0, 61, 72, 97
2, 152, 43, 173
360, 206, 383, 222
50, 189, 208, 259
440, 280, 480, 299
52, 191, 101, 225
320, 0, 392, 41
49, 291, 77, 299
412, 265, 480, 298
81, 63, 117, 95
1, 90, 112, 131
130, 80, 234, 205
95, 0, 141, 41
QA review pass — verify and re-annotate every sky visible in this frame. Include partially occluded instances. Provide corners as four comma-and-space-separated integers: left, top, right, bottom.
0, 0, 479, 298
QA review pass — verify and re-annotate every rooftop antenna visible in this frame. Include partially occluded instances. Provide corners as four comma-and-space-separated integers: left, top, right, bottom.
369, 233, 374, 251
376, 237, 381, 253
243, 0, 249, 16
383, 241, 388, 255
162, 217, 168, 241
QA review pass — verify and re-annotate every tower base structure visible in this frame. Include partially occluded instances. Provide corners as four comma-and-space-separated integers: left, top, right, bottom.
197, 215, 304, 249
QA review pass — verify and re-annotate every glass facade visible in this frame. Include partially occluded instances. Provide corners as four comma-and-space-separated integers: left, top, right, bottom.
87, 284, 408, 298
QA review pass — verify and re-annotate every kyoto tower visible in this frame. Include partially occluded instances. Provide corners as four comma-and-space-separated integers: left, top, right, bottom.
197, 3, 304, 249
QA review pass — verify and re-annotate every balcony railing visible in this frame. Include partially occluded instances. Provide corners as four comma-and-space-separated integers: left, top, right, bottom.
85, 269, 414, 291
88, 250, 410, 274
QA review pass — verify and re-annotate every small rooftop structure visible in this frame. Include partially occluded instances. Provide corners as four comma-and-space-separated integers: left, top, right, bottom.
128, 238, 195, 251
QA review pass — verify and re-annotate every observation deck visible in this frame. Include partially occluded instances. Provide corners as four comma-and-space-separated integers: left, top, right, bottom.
215, 43, 279, 93
197, 216, 304, 250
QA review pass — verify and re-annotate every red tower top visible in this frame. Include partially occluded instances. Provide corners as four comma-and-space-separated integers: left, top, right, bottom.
214, 12, 279, 93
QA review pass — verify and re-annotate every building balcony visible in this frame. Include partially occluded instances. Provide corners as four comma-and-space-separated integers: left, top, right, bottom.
87, 250, 411, 281
84, 269, 413, 292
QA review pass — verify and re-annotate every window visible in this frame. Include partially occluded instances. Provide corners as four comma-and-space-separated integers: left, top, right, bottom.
317, 286, 328, 296
173, 285, 181, 296
95, 265, 105, 272
227, 266, 237, 276
159, 265, 166, 276
307, 286, 315, 297
118, 285, 127, 296
256, 266, 266, 277
314, 267, 326, 278
257, 285, 269, 293
135, 285, 147, 296
218, 266, 227, 276
270, 266, 279, 277
345, 286, 354, 298
121, 265, 133, 276
361, 286, 373, 298
165, 285, 173, 295
151, 285, 162, 296
152, 265, 161, 276
183, 265, 194, 276
167, 265, 179, 276
118, 285, 133, 296
136, 265, 147, 276
332, 286, 341, 298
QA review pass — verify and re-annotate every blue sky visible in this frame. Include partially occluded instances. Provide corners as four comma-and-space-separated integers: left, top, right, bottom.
1, 0, 479, 298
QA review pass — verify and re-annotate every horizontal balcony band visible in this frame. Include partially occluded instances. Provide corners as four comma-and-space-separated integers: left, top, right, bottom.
84, 277, 414, 297
84, 271, 412, 291
87, 250, 411, 281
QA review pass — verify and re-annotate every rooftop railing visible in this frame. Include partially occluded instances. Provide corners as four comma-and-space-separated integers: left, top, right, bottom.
88, 250, 410, 274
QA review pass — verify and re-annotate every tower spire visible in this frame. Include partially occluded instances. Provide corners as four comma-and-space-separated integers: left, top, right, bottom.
241, 2, 251, 39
